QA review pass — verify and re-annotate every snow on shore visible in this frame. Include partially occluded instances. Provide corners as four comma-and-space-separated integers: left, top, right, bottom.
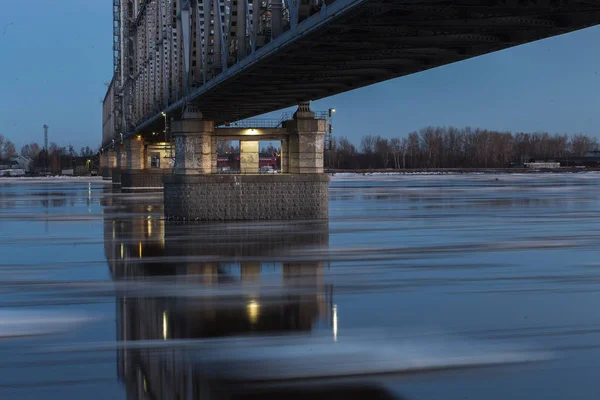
0, 176, 109, 184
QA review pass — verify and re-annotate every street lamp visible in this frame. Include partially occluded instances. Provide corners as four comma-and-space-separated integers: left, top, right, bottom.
161, 111, 173, 161
326, 108, 335, 152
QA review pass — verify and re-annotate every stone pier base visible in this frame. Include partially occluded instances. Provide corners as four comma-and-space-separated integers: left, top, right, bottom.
163, 174, 329, 221
121, 169, 171, 192
101, 167, 113, 180
111, 168, 122, 186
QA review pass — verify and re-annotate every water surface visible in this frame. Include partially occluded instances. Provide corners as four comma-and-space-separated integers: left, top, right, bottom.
0, 173, 599, 399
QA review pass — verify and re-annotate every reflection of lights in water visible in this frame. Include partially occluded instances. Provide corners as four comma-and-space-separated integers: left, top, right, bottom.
120, 243, 124, 259
162, 311, 168, 340
88, 183, 91, 200
147, 217, 152, 236
247, 300, 260, 324
112, 220, 115, 240
333, 304, 338, 342
159, 220, 165, 247
138, 242, 143, 259
143, 377, 148, 392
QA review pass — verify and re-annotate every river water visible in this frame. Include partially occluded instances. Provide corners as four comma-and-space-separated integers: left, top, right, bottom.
0, 173, 599, 399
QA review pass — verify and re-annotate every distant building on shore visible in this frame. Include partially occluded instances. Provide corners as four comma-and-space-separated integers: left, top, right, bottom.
523, 162, 561, 169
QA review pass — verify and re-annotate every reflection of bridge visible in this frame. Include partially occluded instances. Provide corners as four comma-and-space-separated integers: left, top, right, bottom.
102, 194, 333, 399
101, 0, 600, 221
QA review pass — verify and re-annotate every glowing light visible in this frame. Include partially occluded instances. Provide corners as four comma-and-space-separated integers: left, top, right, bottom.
245, 129, 259, 136
136, 135, 142, 141
138, 242, 143, 259
247, 300, 260, 324
161, 112, 167, 117
333, 304, 338, 342
159, 220, 165, 247
162, 311, 168, 340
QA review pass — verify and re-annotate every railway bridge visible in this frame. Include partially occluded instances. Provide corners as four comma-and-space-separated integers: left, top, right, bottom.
101, 0, 600, 220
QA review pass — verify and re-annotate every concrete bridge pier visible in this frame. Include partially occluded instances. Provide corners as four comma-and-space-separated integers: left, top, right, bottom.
118, 136, 172, 192
286, 102, 326, 174
164, 102, 329, 221
240, 141, 259, 174
111, 144, 126, 187
100, 150, 117, 180
171, 106, 215, 175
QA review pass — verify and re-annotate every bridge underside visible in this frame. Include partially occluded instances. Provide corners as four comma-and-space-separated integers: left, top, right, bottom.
137, 0, 600, 134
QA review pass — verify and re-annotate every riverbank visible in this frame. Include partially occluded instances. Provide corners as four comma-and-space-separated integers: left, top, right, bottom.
0, 176, 109, 184
327, 167, 600, 175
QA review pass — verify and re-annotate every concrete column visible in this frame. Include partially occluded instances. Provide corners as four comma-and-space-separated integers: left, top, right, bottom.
288, 135, 299, 173
102, 150, 117, 179
171, 105, 214, 174
107, 151, 117, 168
99, 152, 107, 169
125, 137, 145, 169
285, 102, 327, 174
211, 136, 218, 173
281, 138, 289, 173
145, 142, 173, 169
111, 144, 126, 187
116, 144, 126, 169
240, 140, 259, 174
99, 152, 106, 177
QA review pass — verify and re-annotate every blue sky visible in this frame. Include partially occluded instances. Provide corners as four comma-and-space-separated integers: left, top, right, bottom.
1, 1, 599, 151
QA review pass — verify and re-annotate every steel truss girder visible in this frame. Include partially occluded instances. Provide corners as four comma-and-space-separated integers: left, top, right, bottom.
108, 0, 600, 136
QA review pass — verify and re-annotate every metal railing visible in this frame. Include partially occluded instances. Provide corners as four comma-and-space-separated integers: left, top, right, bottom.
218, 111, 329, 129
279, 111, 329, 121
218, 119, 284, 129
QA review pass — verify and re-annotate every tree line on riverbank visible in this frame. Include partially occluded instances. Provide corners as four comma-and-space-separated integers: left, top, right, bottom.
325, 127, 599, 170
0, 134, 95, 173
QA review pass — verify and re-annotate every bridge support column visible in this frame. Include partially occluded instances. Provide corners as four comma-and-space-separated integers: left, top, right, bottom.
125, 137, 145, 170
285, 102, 327, 174
240, 141, 259, 174
163, 103, 329, 221
172, 107, 214, 175
116, 144, 126, 169
121, 137, 168, 192
102, 151, 117, 180
112, 144, 126, 186
281, 138, 289, 173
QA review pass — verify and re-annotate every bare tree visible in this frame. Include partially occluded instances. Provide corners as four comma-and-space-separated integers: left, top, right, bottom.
570, 134, 594, 157
390, 138, 401, 169
21, 143, 41, 158
336, 136, 357, 169
374, 136, 391, 168
2, 140, 16, 159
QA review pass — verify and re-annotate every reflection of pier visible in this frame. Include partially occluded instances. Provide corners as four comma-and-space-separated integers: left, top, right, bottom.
103, 195, 333, 399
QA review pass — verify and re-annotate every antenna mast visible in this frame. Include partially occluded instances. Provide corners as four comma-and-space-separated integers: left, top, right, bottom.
43, 125, 49, 152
